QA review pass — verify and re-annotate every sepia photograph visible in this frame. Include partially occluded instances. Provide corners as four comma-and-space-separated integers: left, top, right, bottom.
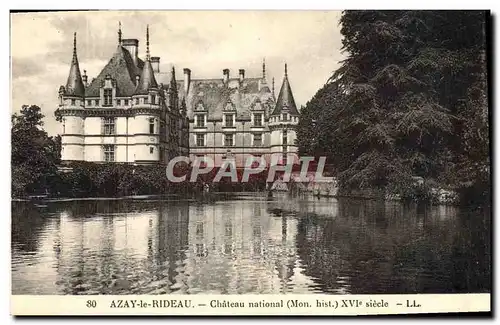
9, 9, 491, 315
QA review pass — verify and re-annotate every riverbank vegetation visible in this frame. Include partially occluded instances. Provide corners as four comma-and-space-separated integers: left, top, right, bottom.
297, 11, 490, 205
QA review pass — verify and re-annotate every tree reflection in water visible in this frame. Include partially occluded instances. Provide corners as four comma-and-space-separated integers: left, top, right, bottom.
11, 195, 490, 294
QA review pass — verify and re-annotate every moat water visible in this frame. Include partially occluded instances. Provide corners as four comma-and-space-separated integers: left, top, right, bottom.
11, 193, 491, 294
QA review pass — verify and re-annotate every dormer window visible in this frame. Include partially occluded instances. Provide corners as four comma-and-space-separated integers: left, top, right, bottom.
283, 113, 288, 121
104, 89, 113, 106
224, 113, 234, 127
253, 113, 262, 127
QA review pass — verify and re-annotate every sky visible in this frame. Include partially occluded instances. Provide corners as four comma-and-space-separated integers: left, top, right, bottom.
11, 11, 345, 135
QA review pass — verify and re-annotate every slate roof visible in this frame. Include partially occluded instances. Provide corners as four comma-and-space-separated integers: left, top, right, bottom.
134, 59, 158, 95
65, 33, 85, 97
155, 72, 275, 120
271, 73, 299, 116
82, 44, 288, 119
85, 46, 145, 97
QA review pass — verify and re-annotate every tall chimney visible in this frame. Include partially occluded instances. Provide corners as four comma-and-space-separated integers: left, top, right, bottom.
239, 69, 245, 82
183, 68, 191, 94
122, 38, 139, 66
151, 57, 160, 73
223, 69, 230, 83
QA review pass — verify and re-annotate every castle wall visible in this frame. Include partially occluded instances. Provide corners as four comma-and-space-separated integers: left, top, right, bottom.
84, 117, 101, 135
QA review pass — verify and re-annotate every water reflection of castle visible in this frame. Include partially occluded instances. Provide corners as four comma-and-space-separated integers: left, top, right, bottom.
185, 201, 305, 293
46, 199, 319, 294
12, 198, 479, 295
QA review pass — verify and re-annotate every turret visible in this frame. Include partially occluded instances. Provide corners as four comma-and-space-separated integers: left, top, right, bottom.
132, 25, 160, 164
64, 32, 85, 98
270, 63, 299, 118
134, 26, 158, 96
269, 63, 299, 165
58, 32, 85, 162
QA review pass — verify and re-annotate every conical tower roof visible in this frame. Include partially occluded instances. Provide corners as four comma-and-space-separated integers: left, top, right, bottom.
65, 32, 85, 97
271, 63, 298, 115
134, 25, 158, 95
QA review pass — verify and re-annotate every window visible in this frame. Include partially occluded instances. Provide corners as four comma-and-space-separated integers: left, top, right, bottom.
95, 99, 100, 106
102, 117, 115, 135
150, 147, 154, 154
103, 145, 115, 162
117, 99, 121, 106
124, 99, 129, 106
151, 94, 156, 105
283, 130, 288, 145
224, 134, 234, 147
196, 222, 204, 236
253, 241, 262, 255
254, 113, 262, 126
160, 121, 166, 136
225, 114, 234, 127
196, 244, 205, 257
197, 155, 207, 168
149, 118, 155, 134
196, 134, 205, 147
196, 114, 205, 127
253, 226, 261, 237
104, 89, 113, 106
253, 133, 262, 146
225, 222, 232, 237
283, 113, 288, 121
71, 99, 76, 105
62, 118, 66, 134
253, 204, 262, 216
250, 155, 261, 168
135, 98, 139, 105
224, 243, 233, 255
87, 100, 91, 106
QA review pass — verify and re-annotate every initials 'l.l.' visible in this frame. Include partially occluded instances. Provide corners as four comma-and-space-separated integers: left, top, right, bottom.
407, 300, 421, 308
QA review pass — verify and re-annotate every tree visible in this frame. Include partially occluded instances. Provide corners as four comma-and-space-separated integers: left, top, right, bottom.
11, 105, 60, 196
298, 11, 489, 201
